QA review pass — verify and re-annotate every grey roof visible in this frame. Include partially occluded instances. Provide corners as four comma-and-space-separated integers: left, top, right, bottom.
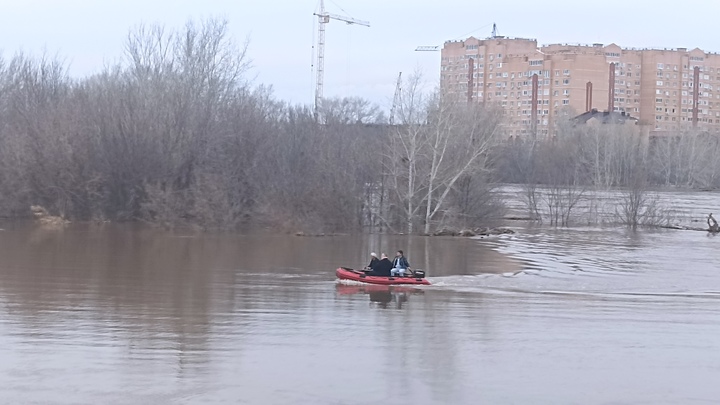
573, 109, 639, 124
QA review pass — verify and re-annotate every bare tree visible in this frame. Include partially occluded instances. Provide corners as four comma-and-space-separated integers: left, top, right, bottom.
385, 73, 428, 233
420, 94, 502, 233
384, 73, 502, 234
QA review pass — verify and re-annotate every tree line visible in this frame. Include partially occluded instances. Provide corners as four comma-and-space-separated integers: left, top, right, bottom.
0, 18, 718, 232
493, 115, 720, 227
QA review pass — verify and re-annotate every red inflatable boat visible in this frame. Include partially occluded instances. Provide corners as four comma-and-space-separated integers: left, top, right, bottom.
335, 267, 431, 285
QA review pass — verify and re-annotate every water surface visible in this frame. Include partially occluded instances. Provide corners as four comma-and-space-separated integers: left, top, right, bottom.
0, 211, 719, 404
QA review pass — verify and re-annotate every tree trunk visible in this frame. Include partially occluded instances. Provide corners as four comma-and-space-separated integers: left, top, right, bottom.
407, 158, 414, 234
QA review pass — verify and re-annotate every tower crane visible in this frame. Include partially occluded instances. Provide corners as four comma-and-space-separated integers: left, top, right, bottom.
414, 23, 499, 52
389, 72, 402, 125
313, 0, 370, 122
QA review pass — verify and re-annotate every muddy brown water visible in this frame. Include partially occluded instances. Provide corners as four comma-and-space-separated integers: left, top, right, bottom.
0, 210, 719, 404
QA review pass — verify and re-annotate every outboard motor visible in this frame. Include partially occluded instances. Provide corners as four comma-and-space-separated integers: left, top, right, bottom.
412, 270, 426, 279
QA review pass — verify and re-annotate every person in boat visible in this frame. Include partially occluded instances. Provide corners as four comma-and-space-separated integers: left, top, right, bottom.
708, 213, 719, 233
391, 250, 410, 277
368, 253, 393, 277
365, 252, 379, 270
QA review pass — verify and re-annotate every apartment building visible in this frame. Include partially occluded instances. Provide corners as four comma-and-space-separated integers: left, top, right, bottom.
440, 36, 720, 136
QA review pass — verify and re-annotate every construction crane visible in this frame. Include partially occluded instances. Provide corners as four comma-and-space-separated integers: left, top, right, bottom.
415, 46, 439, 52
313, 0, 370, 122
414, 23, 499, 52
389, 72, 402, 125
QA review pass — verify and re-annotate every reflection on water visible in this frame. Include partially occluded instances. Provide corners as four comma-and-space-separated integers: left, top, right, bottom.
0, 211, 719, 404
336, 283, 425, 309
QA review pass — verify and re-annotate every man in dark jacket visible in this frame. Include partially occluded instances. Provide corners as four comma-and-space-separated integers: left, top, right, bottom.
391, 250, 410, 277
365, 252, 379, 270
369, 253, 393, 277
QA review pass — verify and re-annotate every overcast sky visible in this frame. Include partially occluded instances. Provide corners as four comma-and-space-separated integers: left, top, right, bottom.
1, 0, 719, 110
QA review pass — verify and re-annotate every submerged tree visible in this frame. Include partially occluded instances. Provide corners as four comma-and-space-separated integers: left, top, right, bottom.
386, 73, 503, 233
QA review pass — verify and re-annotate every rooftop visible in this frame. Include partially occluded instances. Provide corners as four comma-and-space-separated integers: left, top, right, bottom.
573, 109, 639, 125
443, 36, 720, 56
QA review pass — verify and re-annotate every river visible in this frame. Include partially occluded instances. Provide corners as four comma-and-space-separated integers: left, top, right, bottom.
0, 192, 719, 404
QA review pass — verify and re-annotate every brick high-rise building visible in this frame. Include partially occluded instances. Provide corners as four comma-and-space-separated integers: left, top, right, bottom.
440, 36, 720, 137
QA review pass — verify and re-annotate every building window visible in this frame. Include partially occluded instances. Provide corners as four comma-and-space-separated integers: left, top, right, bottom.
657, 63, 664, 69
563, 69, 570, 75
562, 100, 569, 105
563, 89, 570, 95
563, 79, 570, 85
529, 60, 542, 66
657, 81, 663, 86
